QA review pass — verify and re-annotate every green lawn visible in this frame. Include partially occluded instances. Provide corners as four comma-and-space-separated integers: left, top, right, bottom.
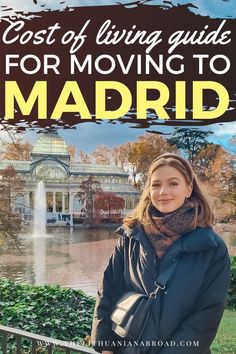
211, 309, 236, 354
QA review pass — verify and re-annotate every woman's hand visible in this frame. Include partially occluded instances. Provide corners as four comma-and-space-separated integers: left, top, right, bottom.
102, 351, 113, 354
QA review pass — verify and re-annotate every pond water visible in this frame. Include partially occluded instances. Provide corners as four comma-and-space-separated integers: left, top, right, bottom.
0, 227, 235, 296
0, 228, 118, 296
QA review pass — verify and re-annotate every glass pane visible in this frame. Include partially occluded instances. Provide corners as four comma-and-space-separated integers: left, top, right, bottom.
56, 192, 62, 212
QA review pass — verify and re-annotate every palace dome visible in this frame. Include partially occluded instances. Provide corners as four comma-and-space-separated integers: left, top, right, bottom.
32, 132, 69, 156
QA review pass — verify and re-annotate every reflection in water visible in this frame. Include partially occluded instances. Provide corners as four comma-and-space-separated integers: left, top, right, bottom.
0, 228, 235, 296
0, 228, 118, 296
33, 181, 46, 236
33, 236, 46, 284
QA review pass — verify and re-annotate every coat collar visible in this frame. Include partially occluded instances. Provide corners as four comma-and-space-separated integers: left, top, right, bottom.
116, 224, 218, 256
116, 224, 219, 284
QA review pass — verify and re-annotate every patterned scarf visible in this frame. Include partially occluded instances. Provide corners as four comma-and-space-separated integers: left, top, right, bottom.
143, 200, 198, 258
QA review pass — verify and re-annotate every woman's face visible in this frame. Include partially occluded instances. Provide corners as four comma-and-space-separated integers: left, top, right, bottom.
150, 165, 192, 213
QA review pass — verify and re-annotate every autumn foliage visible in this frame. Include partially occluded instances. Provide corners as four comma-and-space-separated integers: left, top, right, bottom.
0, 138, 32, 161
94, 191, 125, 222
0, 166, 24, 246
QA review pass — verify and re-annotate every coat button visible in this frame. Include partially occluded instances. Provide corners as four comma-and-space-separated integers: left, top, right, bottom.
172, 258, 176, 262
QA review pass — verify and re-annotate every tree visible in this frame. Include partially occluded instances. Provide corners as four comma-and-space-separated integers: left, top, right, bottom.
211, 151, 236, 208
94, 191, 125, 222
122, 141, 139, 185
122, 133, 176, 185
0, 166, 24, 247
167, 128, 213, 166
0, 138, 32, 161
222, 170, 236, 207
78, 151, 92, 164
77, 176, 101, 223
219, 136, 236, 207
0, 166, 24, 208
68, 145, 76, 162
92, 145, 112, 165
111, 145, 129, 168
194, 144, 223, 180
198, 145, 236, 213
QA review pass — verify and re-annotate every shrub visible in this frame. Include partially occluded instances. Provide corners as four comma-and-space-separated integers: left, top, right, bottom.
0, 279, 95, 353
0, 256, 235, 352
228, 256, 236, 308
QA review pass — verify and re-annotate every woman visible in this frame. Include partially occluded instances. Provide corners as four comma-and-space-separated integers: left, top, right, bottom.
91, 153, 231, 354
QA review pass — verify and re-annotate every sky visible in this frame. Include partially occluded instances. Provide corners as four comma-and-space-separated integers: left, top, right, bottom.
1, 121, 235, 154
30, 122, 236, 153
0, 0, 236, 19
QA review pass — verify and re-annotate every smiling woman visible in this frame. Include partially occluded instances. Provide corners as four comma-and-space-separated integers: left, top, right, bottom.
150, 166, 192, 213
91, 153, 231, 354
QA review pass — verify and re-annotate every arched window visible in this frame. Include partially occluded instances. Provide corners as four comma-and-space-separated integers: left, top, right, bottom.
32, 161, 67, 181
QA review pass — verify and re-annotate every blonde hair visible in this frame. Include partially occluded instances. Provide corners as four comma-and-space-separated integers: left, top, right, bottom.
124, 153, 214, 228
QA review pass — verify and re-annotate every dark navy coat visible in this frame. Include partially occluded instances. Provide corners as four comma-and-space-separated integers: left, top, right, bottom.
91, 225, 231, 354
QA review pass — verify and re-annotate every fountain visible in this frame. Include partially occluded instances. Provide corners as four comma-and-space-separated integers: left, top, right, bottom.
31, 181, 47, 284
33, 180, 46, 236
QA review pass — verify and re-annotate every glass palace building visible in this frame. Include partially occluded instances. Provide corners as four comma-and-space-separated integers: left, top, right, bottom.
0, 132, 139, 224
